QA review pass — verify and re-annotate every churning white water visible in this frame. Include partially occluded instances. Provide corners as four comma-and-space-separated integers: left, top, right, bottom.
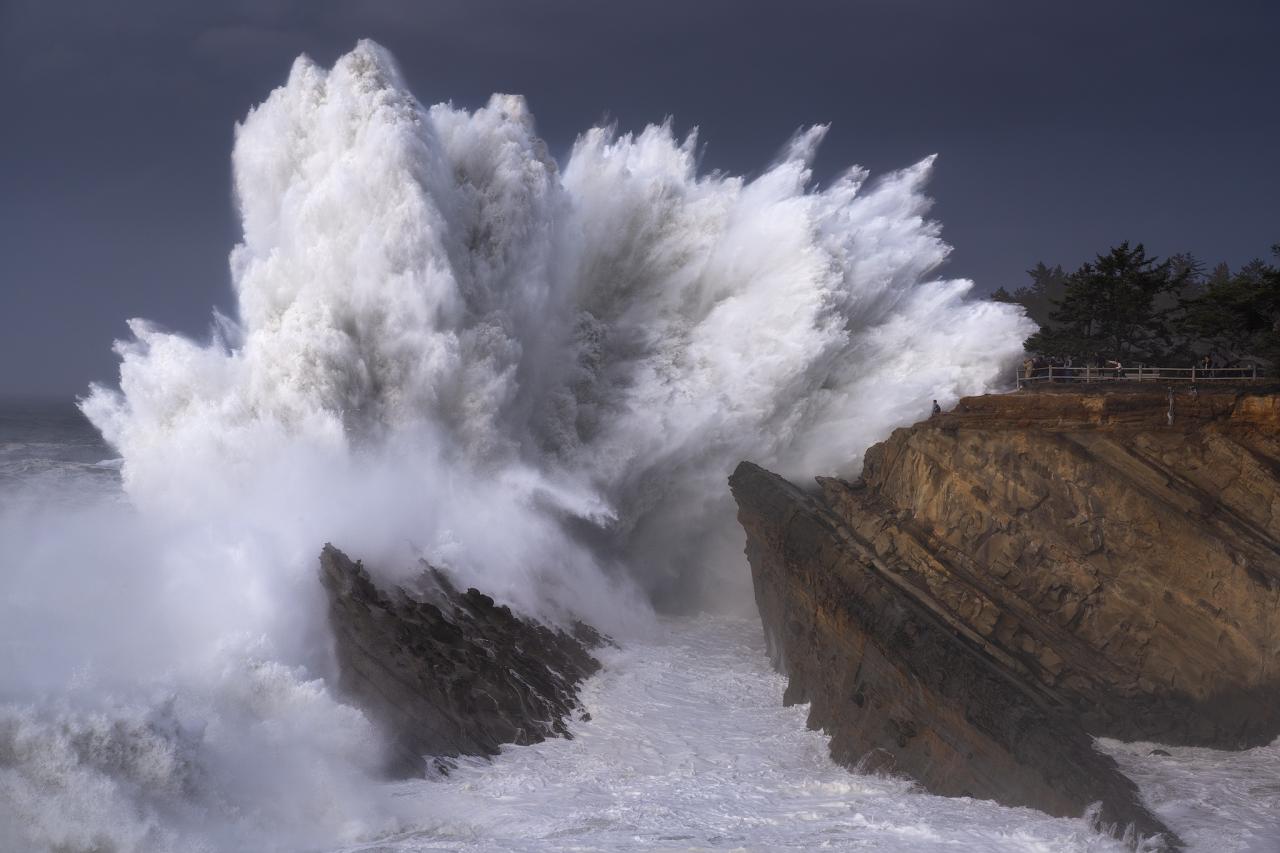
78, 39, 1034, 621
338, 617, 1137, 853
2, 40, 1276, 852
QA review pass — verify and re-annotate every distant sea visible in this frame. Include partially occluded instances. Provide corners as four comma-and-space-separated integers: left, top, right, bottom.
0, 396, 121, 506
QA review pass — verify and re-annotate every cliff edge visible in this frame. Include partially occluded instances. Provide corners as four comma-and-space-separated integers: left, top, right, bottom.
730, 387, 1280, 846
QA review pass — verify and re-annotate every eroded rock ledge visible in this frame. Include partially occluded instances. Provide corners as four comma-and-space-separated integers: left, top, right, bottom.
731, 388, 1280, 846
319, 544, 603, 776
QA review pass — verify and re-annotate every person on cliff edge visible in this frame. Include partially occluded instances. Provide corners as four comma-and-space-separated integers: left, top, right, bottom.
931, 399, 942, 416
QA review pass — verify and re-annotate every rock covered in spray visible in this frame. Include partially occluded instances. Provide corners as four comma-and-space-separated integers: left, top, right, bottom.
319, 544, 605, 775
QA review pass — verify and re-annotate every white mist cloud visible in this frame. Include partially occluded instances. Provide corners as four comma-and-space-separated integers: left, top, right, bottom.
1, 39, 1032, 852
83, 38, 1031, 614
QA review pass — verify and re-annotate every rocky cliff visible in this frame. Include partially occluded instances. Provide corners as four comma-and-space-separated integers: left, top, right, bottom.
320, 545, 604, 776
731, 386, 1280, 846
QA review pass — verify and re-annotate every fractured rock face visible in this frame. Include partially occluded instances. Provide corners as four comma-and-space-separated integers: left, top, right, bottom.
319, 544, 603, 776
729, 388, 1280, 845
835, 389, 1280, 748
731, 461, 1181, 847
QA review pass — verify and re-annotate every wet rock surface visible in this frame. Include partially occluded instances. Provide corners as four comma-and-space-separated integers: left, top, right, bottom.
319, 544, 603, 776
731, 388, 1280, 846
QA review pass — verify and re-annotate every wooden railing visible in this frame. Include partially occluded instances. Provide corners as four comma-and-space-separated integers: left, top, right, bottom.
1016, 364, 1263, 389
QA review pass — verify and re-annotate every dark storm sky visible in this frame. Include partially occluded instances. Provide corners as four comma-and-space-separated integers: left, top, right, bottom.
1, 0, 1277, 396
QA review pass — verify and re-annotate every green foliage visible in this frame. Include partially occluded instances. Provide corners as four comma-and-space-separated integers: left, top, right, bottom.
992, 262, 1067, 331
1022, 242, 1187, 362
1004, 241, 1279, 368
1177, 249, 1280, 365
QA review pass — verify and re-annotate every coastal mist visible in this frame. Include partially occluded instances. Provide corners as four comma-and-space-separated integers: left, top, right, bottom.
1, 40, 1072, 852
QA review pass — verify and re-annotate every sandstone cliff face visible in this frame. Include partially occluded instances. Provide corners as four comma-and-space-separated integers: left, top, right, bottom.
836, 389, 1280, 748
731, 462, 1180, 846
731, 387, 1280, 846
320, 545, 602, 776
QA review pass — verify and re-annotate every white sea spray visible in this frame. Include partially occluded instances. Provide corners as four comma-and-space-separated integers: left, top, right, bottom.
81, 40, 1030, 616
0, 40, 1070, 852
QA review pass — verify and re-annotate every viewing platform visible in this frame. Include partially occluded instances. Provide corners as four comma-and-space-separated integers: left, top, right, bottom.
1015, 364, 1267, 391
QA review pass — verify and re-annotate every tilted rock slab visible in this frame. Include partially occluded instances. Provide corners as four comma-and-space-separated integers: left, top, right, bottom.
831, 388, 1280, 748
731, 461, 1181, 847
319, 544, 603, 776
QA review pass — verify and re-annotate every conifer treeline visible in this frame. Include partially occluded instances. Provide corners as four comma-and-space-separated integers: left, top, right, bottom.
993, 242, 1280, 367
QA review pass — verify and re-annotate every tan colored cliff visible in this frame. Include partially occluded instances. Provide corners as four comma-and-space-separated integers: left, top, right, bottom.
730, 386, 1280, 846
832, 387, 1280, 747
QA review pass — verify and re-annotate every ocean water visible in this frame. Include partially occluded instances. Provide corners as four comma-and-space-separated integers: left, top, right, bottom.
0, 398, 121, 507
3, 400, 1280, 852
4, 39, 1278, 853
338, 617, 1130, 853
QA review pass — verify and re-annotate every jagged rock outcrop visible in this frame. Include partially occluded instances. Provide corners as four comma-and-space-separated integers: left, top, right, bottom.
319, 544, 603, 776
731, 462, 1181, 846
731, 387, 1280, 846
831, 388, 1280, 748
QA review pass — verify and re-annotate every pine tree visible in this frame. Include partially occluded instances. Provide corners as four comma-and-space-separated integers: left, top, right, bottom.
1177, 248, 1280, 366
992, 262, 1068, 330
1024, 242, 1186, 363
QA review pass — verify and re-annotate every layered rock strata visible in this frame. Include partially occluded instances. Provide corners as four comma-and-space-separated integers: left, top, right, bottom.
731, 462, 1180, 846
839, 388, 1280, 747
731, 388, 1280, 845
319, 544, 603, 776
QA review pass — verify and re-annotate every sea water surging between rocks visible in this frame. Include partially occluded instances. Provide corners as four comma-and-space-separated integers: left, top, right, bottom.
2, 40, 1033, 851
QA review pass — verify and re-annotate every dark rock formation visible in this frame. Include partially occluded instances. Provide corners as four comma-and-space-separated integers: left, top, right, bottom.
731, 462, 1181, 847
319, 544, 603, 776
729, 388, 1280, 846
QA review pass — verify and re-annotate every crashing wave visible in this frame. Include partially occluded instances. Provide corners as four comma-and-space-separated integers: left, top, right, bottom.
81, 39, 1030, 618
0, 39, 1034, 853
